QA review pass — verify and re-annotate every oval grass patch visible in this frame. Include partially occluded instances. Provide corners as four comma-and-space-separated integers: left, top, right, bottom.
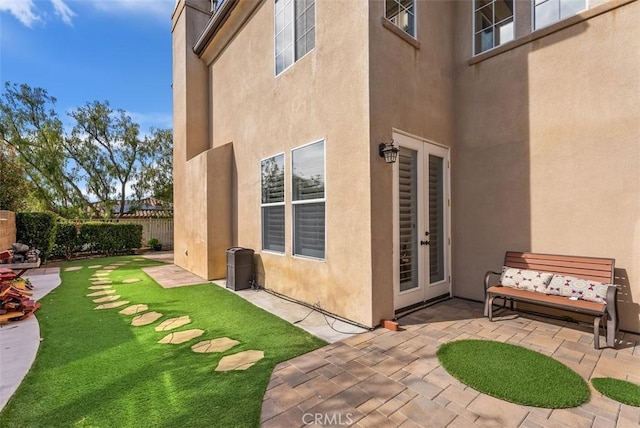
591, 378, 640, 407
437, 339, 589, 408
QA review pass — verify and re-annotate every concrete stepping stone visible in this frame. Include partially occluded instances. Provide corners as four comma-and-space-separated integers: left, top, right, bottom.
133, 258, 145, 261
131, 311, 163, 326
215, 350, 264, 371
91, 279, 112, 285
88, 265, 102, 269
93, 295, 121, 303
155, 316, 191, 332
119, 304, 148, 315
192, 338, 239, 353
158, 329, 204, 344
122, 278, 141, 284
104, 265, 119, 269
88, 285, 113, 290
93, 272, 109, 277
87, 289, 116, 297
96, 270, 112, 274
95, 301, 129, 310
64, 266, 82, 272
113, 262, 129, 266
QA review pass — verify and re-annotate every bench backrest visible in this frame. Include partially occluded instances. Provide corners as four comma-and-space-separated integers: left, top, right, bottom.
504, 252, 615, 283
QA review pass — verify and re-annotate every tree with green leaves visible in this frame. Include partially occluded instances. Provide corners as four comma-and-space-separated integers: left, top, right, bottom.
0, 82, 90, 217
0, 142, 31, 211
0, 82, 173, 217
133, 128, 173, 202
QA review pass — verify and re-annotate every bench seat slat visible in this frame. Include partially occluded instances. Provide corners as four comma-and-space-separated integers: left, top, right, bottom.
486, 286, 606, 316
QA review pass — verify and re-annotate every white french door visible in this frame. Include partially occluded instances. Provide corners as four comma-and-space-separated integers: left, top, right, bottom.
393, 132, 451, 311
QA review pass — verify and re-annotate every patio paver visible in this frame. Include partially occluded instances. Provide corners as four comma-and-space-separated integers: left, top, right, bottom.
262, 298, 640, 427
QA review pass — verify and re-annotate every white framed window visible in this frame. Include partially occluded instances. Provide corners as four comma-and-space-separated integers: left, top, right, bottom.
385, 0, 416, 37
261, 153, 285, 253
292, 140, 325, 260
275, 0, 315, 75
533, 0, 586, 30
474, 0, 514, 55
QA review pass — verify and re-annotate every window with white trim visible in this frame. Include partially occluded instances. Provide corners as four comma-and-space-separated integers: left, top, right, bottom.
385, 0, 416, 37
534, 0, 586, 30
292, 140, 325, 259
274, 0, 315, 75
474, 0, 514, 55
261, 154, 285, 253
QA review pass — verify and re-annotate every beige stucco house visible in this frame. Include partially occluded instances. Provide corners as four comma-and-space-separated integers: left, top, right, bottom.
172, 0, 639, 333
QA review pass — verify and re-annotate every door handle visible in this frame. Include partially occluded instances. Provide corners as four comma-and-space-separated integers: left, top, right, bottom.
420, 240, 430, 246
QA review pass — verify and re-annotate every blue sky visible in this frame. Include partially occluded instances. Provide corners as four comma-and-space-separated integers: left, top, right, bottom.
0, 0, 176, 131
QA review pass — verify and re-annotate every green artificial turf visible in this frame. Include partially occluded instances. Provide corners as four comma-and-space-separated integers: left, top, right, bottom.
0, 256, 326, 428
437, 339, 590, 408
591, 377, 640, 407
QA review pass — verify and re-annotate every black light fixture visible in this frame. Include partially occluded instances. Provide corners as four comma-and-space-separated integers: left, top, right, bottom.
379, 140, 399, 164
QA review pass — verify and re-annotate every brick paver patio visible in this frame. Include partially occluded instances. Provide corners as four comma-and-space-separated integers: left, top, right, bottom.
262, 298, 640, 427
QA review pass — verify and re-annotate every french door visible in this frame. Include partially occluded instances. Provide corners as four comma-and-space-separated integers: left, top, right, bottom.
393, 132, 451, 311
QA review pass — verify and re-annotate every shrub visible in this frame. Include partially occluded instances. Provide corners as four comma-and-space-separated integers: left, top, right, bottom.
16, 212, 57, 261
52, 222, 85, 260
53, 221, 142, 259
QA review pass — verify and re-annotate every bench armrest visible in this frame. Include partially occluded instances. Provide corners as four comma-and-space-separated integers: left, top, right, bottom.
484, 270, 502, 290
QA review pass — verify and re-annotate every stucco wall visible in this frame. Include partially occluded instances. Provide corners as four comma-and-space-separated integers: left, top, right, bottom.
201, 1, 374, 326
453, 0, 640, 332
368, 0, 455, 323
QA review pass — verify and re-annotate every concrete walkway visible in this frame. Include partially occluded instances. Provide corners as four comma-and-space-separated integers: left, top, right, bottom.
0, 268, 61, 412
262, 298, 640, 427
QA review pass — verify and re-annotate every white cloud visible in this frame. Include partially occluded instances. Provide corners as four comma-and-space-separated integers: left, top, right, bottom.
0, 0, 40, 27
51, 0, 76, 25
128, 111, 173, 129
90, 0, 175, 18
0, 0, 76, 27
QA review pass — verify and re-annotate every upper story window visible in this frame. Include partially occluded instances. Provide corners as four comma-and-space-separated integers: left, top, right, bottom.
274, 0, 316, 75
385, 0, 416, 37
534, 0, 586, 30
292, 140, 325, 260
261, 154, 286, 253
474, 0, 514, 55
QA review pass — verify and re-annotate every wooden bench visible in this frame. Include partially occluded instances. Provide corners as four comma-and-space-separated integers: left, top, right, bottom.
484, 251, 618, 349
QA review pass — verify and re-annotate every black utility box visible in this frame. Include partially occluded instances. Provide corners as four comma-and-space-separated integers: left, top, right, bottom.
226, 247, 254, 291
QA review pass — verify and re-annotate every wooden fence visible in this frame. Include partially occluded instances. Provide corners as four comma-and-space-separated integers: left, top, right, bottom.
115, 218, 174, 250
0, 211, 16, 250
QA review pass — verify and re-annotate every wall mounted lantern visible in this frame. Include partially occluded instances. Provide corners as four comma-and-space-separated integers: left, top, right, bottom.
379, 140, 399, 164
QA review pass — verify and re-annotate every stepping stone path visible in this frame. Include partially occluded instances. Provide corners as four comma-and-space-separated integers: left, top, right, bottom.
93, 295, 121, 303
158, 329, 204, 344
95, 301, 129, 310
192, 338, 239, 353
87, 289, 116, 297
119, 304, 148, 315
80, 260, 265, 372
215, 350, 264, 371
155, 316, 191, 331
132, 311, 163, 326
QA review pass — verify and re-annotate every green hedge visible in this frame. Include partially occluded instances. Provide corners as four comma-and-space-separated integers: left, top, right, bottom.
52, 222, 143, 259
16, 212, 57, 261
